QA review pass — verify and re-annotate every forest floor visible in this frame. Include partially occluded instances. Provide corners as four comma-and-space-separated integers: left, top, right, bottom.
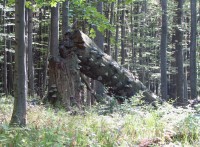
0, 96, 200, 147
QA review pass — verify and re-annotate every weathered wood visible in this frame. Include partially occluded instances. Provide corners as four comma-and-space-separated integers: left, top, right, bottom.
45, 54, 82, 109
60, 30, 159, 104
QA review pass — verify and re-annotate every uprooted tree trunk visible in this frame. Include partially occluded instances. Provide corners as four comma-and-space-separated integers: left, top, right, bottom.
55, 30, 159, 105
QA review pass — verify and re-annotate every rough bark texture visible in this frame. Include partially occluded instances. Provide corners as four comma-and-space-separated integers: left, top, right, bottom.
190, 0, 197, 99
121, 0, 125, 65
59, 0, 82, 109
59, 30, 158, 104
94, 1, 104, 98
160, 0, 168, 100
62, 0, 69, 36
47, 54, 82, 109
10, 0, 27, 127
175, 0, 186, 104
3, 0, 8, 96
28, 3, 34, 97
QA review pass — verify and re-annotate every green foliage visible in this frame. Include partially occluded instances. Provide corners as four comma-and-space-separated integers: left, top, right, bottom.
89, 28, 96, 38
84, 5, 113, 33
70, 0, 114, 33
50, 0, 65, 7
0, 97, 200, 146
175, 115, 200, 143
7, 0, 14, 6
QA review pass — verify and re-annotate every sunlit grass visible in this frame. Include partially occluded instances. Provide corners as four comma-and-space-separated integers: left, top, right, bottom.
0, 96, 200, 146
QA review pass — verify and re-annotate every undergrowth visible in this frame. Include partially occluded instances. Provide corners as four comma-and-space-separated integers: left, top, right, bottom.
0, 95, 200, 146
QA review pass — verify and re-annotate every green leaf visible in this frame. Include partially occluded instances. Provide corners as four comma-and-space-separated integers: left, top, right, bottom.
50, 1, 57, 7
89, 28, 96, 39
25, 1, 32, 9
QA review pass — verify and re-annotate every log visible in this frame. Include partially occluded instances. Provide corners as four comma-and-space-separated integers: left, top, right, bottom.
59, 30, 160, 104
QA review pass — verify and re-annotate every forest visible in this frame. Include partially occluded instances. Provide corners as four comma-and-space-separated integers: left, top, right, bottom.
0, 0, 200, 146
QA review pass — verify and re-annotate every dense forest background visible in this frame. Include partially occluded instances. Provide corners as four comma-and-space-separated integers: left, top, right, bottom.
0, 0, 199, 103
0, 0, 200, 146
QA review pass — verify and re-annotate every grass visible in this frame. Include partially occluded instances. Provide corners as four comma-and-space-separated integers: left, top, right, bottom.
0, 96, 200, 146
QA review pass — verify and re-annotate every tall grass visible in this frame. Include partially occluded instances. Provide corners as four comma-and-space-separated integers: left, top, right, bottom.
0, 96, 200, 146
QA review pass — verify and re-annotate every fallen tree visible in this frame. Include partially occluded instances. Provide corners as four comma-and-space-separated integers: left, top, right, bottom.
57, 30, 160, 104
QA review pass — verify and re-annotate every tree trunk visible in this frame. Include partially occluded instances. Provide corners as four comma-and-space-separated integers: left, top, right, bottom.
47, 3, 59, 103
47, 54, 82, 109
106, 2, 114, 56
160, 0, 168, 100
174, 0, 186, 104
132, 2, 139, 70
190, 0, 197, 99
94, 1, 104, 98
10, 0, 27, 127
7, 25, 13, 95
121, 0, 125, 65
59, 30, 158, 104
27, 1, 34, 97
62, 0, 69, 35
46, 4, 83, 109
60, 0, 75, 108
50, 4, 59, 57
114, 0, 120, 62
168, 6, 178, 100
3, 0, 8, 96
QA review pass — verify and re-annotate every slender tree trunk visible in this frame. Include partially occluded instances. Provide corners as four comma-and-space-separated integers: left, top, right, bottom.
133, 2, 139, 70
169, 9, 177, 100
190, 0, 197, 99
60, 0, 72, 108
28, 1, 34, 97
175, 0, 185, 104
62, 0, 69, 35
94, 1, 104, 98
47, 3, 60, 105
50, 4, 59, 57
107, 2, 114, 56
160, 0, 168, 100
3, 0, 8, 96
121, 0, 125, 65
114, 0, 121, 62
131, 3, 135, 67
7, 25, 13, 95
42, 32, 50, 97
139, 3, 145, 84
10, 0, 27, 127
41, 7, 50, 97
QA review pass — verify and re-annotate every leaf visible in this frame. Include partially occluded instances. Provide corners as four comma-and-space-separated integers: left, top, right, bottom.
89, 28, 96, 39
50, 1, 57, 7
25, 1, 32, 9
7, 0, 15, 6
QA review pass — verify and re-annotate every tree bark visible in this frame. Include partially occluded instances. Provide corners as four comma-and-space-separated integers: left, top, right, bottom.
3, 0, 8, 96
7, 25, 13, 95
121, 0, 125, 65
59, 30, 159, 104
94, 1, 104, 98
62, 0, 69, 36
47, 3, 60, 105
190, 0, 197, 99
60, 0, 78, 109
50, 4, 59, 57
10, 0, 27, 127
160, 0, 168, 100
27, 1, 34, 97
114, 0, 121, 62
174, 0, 186, 104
